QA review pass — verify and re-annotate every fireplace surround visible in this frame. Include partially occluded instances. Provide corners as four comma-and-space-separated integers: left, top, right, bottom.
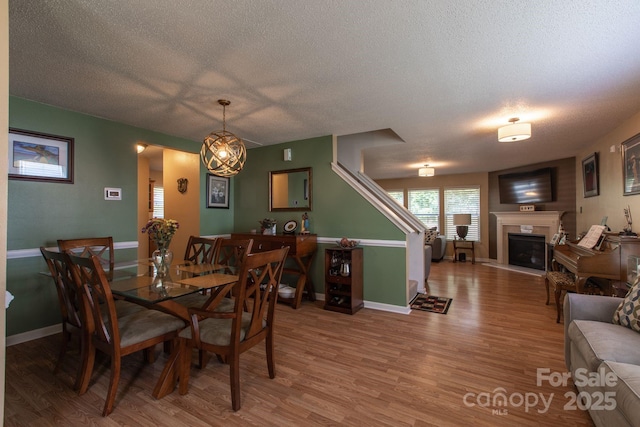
492, 211, 563, 265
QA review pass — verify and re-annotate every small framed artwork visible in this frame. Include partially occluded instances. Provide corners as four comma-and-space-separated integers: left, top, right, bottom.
582, 152, 599, 197
206, 174, 229, 208
8, 128, 74, 183
550, 233, 560, 245
622, 132, 640, 196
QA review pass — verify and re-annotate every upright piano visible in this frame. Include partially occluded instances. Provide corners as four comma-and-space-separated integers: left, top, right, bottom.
552, 234, 640, 293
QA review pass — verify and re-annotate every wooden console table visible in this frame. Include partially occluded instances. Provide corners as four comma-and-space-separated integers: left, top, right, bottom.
452, 239, 475, 264
231, 233, 317, 308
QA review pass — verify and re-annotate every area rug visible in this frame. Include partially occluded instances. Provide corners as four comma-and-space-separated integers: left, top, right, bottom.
410, 293, 452, 314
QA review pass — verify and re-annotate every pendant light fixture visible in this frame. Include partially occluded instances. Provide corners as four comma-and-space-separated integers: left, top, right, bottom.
418, 164, 435, 177
201, 99, 247, 177
498, 117, 531, 142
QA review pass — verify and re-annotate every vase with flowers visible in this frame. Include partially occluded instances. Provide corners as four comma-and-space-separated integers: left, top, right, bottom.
142, 218, 179, 276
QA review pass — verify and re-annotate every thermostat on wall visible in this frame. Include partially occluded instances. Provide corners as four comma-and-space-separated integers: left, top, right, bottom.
104, 187, 122, 200
519, 205, 535, 212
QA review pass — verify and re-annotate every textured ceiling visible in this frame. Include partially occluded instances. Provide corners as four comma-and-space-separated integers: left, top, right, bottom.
9, 1, 640, 179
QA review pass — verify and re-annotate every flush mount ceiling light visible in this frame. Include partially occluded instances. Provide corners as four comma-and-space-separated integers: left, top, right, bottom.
498, 117, 531, 142
201, 99, 247, 177
418, 164, 435, 177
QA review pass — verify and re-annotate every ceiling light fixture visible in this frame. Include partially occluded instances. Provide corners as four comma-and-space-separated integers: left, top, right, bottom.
498, 117, 531, 142
418, 164, 435, 177
201, 99, 247, 177
136, 143, 148, 153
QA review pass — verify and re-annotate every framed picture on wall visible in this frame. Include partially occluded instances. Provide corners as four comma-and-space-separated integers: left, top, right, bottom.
582, 152, 599, 197
206, 174, 229, 208
623, 133, 640, 196
8, 128, 74, 183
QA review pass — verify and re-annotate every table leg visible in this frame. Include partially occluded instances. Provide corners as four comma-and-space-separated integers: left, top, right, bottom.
292, 273, 306, 309
153, 343, 180, 399
285, 254, 316, 309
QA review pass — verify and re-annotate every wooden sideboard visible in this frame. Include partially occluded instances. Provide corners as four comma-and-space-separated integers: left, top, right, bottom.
231, 233, 317, 309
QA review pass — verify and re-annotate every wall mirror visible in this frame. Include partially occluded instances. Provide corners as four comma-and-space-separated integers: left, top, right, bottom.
269, 167, 312, 211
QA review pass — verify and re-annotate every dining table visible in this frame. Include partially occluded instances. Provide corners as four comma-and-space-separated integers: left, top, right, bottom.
109, 260, 239, 399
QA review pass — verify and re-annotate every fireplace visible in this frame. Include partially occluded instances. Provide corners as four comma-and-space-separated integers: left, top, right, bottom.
508, 233, 546, 270
492, 211, 562, 265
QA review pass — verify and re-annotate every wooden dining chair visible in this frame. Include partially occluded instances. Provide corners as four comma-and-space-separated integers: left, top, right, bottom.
67, 253, 186, 416
40, 247, 85, 389
183, 236, 219, 265
57, 237, 115, 279
176, 238, 253, 368
42, 245, 147, 391
178, 247, 289, 411
213, 237, 254, 270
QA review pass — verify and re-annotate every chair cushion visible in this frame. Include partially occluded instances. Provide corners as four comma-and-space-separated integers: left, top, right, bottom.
568, 320, 640, 371
546, 271, 575, 288
114, 300, 146, 318
179, 315, 266, 346
613, 281, 640, 332
173, 293, 235, 312
117, 310, 185, 348
99, 300, 146, 322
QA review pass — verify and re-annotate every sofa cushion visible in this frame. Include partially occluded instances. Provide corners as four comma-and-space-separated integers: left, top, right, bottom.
613, 281, 640, 333
598, 361, 640, 425
425, 227, 438, 244
568, 320, 640, 371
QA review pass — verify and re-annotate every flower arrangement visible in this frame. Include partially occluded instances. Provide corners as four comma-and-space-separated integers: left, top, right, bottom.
142, 218, 180, 249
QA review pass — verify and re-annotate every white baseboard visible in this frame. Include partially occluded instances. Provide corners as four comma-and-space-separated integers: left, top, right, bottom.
365, 300, 411, 314
6, 323, 61, 347
316, 292, 410, 314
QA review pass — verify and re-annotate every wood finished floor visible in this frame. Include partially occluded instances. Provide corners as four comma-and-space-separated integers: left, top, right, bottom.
4, 261, 594, 426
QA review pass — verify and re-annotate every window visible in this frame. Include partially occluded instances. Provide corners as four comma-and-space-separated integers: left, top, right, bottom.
407, 189, 439, 229
387, 190, 404, 206
444, 187, 480, 241
153, 186, 164, 218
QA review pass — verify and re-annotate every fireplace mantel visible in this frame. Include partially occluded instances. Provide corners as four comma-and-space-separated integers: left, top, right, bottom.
492, 211, 564, 264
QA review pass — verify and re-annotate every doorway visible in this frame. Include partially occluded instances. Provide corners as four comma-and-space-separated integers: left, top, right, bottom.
137, 146, 200, 261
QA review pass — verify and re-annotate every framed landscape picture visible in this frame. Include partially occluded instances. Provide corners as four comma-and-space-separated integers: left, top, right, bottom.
581, 152, 599, 197
8, 128, 74, 183
206, 174, 229, 208
622, 133, 640, 196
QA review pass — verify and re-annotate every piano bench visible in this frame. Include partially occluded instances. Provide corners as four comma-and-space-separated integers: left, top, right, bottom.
545, 271, 576, 323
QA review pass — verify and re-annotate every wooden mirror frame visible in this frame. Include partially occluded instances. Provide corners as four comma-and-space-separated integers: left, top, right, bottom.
269, 167, 312, 211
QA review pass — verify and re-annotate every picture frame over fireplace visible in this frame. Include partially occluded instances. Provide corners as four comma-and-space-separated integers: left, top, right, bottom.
582, 152, 599, 198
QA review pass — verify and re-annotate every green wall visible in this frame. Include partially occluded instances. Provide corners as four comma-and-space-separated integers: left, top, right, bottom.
233, 136, 407, 306
7, 98, 409, 338
7, 97, 233, 336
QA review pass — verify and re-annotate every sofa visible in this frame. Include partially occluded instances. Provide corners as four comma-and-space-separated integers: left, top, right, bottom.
564, 293, 640, 427
426, 235, 447, 261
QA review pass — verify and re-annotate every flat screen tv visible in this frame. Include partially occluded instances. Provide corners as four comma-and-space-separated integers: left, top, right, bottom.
498, 167, 554, 204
